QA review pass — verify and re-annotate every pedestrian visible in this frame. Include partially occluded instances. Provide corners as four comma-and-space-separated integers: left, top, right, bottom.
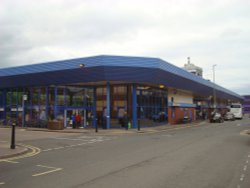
76, 113, 81, 128
72, 114, 76, 129
123, 111, 129, 130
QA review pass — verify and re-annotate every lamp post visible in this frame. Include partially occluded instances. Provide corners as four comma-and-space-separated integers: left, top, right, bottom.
212, 64, 217, 109
22, 94, 27, 127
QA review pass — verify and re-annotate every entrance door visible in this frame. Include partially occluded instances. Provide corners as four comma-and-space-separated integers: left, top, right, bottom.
64, 108, 90, 128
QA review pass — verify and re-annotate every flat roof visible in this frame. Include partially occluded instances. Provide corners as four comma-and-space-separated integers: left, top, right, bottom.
0, 55, 243, 100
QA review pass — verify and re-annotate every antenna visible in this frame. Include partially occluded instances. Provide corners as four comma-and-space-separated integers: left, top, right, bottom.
187, 57, 190, 64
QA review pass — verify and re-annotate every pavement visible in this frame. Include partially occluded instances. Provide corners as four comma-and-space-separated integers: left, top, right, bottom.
0, 142, 29, 159
0, 120, 206, 160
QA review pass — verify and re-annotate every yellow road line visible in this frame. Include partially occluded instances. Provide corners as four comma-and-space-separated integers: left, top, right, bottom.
240, 130, 250, 136
32, 165, 63, 177
0, 160, 19, 163
0, 144, 41, 163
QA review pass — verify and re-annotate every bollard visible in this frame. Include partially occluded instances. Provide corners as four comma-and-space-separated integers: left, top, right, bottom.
137, 119, 140, 131
95, 122, 98, 133
10, 121, 16, 149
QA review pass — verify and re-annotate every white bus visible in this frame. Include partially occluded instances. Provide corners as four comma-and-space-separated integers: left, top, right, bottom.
230, 103, 243, 119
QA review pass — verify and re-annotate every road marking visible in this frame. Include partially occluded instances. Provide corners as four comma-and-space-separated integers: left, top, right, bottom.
248, 155, 250, 158
0, 160, 19, 163
237, 185, 241, 188
42, 148, 53, 152
240, 130, 250, 136
246, 160, 249, 164
0, 182, 5, 185
240, 174, 245, 181
53, 147, 64, 150
244, 165, 247, 171
53, 137, 88, 141
41, 136, 111, 152
32, 165, 62, 177
0, 144, 40, 163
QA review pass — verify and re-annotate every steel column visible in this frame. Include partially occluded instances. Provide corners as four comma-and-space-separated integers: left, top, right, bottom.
132, 84, 137, 129
106, 82, 110, 129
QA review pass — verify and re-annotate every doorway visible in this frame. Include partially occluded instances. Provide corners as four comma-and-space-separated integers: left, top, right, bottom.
64, 108, 93, 128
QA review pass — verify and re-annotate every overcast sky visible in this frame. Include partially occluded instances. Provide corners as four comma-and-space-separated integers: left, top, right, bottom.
1, 0, 250, 95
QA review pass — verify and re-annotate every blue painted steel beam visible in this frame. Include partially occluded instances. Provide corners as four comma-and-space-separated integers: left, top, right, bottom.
22, 88, 25, 127
54, 87, 57, 119
106, 82, 110, 129
45, 87, 49, 119
132, 84, 137, 128
93, 87, 97, 128
3, 89, 6, 125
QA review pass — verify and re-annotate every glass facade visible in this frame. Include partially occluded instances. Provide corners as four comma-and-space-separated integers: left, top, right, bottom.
0, 83, 168, 128
137, 86, 168, 127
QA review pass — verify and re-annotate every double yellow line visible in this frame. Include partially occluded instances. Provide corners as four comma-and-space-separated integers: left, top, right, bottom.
0, 144, 41, 163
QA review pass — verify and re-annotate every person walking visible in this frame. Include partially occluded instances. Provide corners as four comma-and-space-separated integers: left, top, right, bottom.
72, 114, 76, 129
123, 111, 129, 130
76, 113, 81, 128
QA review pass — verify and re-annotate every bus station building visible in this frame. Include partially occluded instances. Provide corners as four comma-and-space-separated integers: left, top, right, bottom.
0, 55, 243, 129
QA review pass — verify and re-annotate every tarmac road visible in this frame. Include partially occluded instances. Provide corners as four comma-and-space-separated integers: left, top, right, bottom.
1, 119, 250, 188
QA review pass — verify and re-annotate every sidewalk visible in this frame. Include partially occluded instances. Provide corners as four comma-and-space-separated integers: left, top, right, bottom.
0, 142, 29, 160
25, 120, 207, 135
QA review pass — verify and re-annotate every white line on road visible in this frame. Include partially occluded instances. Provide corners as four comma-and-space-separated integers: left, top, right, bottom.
42, 149, 53, 152
32, 165, 62, 177
244, 165, 247, 171
53, 147, 64, 150
53, 137, 89, 141
0, 182, 5, 185
240, 174, 245, 181
41, 137, 109, 152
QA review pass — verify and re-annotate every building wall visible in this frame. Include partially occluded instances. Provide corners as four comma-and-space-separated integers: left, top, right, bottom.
168, 107, 196, 124
168, 88, 193, 104
167, 88, 196, 124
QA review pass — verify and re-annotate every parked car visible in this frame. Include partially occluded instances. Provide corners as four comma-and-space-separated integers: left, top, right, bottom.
210, 111, 224, 123
152, 112, 167, 122
224, 112, 235, 121
182, 116, 191, 123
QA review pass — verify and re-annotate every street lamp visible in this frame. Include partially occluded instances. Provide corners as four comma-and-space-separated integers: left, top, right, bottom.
212, 64, 217, 109
22, 94, 27, 127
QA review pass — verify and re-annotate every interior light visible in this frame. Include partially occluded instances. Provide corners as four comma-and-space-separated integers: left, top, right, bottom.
79, 64, 85, 68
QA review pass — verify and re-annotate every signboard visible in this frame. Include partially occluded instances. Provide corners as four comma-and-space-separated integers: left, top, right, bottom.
23, 95, 28, 101
11, 107, 23, 112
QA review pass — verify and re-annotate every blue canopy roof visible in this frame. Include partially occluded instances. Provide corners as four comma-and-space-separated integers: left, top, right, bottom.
0, 55, 243, 100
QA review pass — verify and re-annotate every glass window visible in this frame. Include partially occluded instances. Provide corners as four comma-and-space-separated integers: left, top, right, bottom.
40, 87, 47, 105
31, 88, 39, 105
57, 87, 65, 106
0, 91, 3, 106
137, 85, 168, 127
48, 87, 55, 105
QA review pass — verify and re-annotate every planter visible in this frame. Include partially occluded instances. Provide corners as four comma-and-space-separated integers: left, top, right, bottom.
48, 120, 64, 130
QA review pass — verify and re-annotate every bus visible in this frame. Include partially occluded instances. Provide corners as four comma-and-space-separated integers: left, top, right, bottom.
230, 103, 243, 119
